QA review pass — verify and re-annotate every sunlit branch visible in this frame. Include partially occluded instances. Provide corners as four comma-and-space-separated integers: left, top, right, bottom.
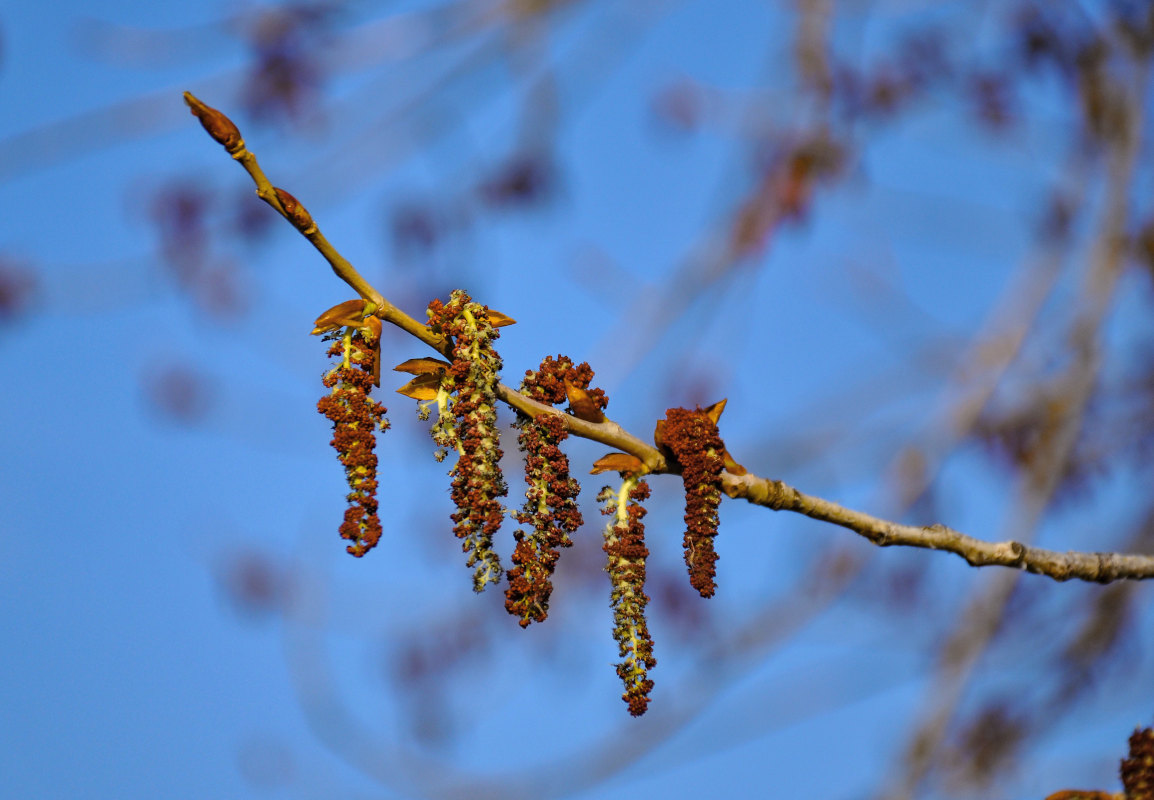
722, 472, 1154, 581
184, 90, 1154, 587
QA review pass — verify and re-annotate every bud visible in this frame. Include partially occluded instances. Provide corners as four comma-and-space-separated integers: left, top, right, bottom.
273, 187, 314, 232
486, 309, 517, 328
183, 92, 243, 152
565, 379, 607, 423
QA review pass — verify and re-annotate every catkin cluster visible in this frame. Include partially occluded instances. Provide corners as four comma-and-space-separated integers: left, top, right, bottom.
185, 95, 742, 719
312, 290, 734, 716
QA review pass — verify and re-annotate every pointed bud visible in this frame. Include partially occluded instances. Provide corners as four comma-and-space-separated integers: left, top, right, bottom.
703, 398, 727, 425
486, 309, 516, 328
183, 92, 243, 152
273, 187, 314, 232
565, 379, 607, 423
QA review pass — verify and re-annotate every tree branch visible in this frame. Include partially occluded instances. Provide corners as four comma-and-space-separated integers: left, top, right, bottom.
722, 472, 1154, 581
183, 90, 1154, 586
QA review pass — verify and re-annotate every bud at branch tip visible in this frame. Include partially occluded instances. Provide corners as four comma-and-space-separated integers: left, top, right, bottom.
183, 91, 244, 154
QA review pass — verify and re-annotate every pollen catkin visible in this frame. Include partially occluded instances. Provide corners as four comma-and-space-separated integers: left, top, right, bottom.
317, 324, 389, 557
504, 356, 596, 626
427, 290, 507, 592
506, 412, 581, 626
662, 407, 725, 598
600, 478, 656, 717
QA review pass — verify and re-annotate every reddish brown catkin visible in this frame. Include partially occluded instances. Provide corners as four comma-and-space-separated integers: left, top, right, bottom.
317, 325, 389, 557
505, 356, 598, 626
662, 407, 725, 598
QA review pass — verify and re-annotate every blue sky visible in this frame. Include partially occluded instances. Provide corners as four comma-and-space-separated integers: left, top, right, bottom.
2, 1, 1152, 799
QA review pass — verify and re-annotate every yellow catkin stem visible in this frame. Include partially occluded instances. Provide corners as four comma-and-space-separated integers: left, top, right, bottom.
536, 477, 550, 515
615, 476, 636, 527
436, 386, 466, 456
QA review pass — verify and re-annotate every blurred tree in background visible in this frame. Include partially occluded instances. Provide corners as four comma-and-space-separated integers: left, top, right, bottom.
5, 1, 1154, 798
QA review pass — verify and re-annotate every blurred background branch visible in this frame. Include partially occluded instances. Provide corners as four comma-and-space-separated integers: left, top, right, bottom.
4, 1, 1154, 799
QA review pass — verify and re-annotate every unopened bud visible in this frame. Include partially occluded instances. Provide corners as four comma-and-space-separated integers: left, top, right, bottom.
273, 187, 314, 232
183, 92, 243, 152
